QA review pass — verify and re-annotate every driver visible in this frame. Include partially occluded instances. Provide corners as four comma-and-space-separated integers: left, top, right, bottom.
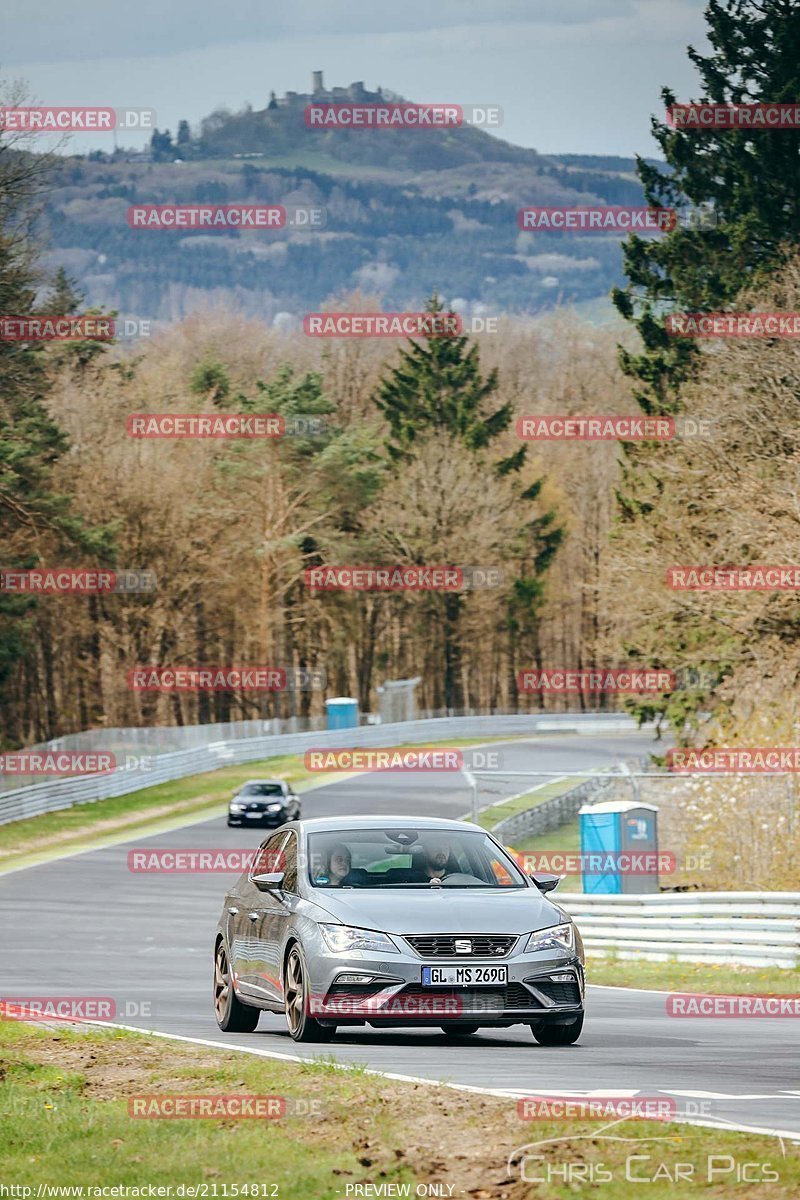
416, 834, 455, 881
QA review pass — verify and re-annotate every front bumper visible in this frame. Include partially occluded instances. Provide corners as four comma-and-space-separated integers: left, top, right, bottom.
304, 940, 585, 1026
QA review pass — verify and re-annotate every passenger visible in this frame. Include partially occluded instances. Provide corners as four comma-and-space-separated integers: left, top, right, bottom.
323, 843, 352, 887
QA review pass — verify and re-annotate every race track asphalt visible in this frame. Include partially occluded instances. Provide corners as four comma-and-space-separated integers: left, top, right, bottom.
2, 731, 799, 1141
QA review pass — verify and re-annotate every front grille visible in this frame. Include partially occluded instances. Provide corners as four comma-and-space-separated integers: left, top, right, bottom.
395, 983, 537, 1011
404, 934, 517, 958
525, 979, 582, 1006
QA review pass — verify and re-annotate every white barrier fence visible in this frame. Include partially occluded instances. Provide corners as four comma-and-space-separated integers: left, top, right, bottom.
0, 712, 643, 826
558, 891, 800, 969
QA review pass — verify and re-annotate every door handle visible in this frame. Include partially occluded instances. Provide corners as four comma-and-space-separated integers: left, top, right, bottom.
227, 906, 239, 915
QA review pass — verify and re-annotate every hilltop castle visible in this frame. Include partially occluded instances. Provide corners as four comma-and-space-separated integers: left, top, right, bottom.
267, 72, 387, 111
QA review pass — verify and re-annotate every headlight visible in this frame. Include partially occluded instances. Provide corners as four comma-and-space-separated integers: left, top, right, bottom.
229, 803, 245, 811
524, 923, 575, 954
320, 924, 400, 954
267, 802, 283, 812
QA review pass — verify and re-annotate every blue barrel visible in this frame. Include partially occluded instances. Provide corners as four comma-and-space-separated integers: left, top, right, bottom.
325, 697, 359, 730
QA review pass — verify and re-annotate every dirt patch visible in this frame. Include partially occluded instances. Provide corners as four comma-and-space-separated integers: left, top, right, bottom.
7, 1025, 543, 1198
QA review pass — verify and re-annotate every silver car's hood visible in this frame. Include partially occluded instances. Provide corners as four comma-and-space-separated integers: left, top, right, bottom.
309, 886, 562, 935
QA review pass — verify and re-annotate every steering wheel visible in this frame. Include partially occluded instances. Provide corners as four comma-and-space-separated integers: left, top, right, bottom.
435, 871, 485, 886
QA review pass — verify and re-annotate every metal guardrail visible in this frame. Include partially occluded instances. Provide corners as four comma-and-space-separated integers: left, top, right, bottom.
490, 776, 617, 842
558, 892, 800, 968
0, 713, 644, 826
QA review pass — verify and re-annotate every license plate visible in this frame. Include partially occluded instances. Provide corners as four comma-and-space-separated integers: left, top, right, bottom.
245, 811, 264, 818
421, 965, 508, 987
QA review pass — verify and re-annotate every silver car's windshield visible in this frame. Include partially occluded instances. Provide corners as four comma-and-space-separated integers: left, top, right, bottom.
307, 827, 527, 888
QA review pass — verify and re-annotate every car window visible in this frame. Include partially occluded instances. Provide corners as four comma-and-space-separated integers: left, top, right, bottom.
307, 828, 526, 888
241, 783, 283, 797
251, 831, 288, 876
280, 831, 298, 893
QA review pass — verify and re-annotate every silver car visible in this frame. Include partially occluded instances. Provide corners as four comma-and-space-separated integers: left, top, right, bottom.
213, 815, 585, 1045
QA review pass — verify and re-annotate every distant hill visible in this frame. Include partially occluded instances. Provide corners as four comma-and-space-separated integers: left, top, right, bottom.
183, 74, 547, 173
43, 76, 660, 325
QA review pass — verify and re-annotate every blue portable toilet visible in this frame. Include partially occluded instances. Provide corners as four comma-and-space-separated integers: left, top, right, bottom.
325, 697, 359, 730
579, 800, 660, 894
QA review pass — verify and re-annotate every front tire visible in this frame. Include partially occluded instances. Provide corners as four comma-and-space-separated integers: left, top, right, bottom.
530, 1013, 584, 1045
213, 940, 260, 1032
284, 944, 336, 1042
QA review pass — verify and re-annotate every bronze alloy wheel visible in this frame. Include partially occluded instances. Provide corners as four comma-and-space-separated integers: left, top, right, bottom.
284, 946, 304, 1036
214, 940, 230, 1022
213, 939, 260, 1032
284, 944, 336, 1042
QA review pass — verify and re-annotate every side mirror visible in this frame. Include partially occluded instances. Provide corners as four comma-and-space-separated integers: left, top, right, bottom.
532, 872, 560, 894
252, 870, 285, 893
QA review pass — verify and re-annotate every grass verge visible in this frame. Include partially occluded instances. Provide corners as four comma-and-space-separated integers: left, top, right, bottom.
587, 957, 800, 995
0, 755, 312, 872
476, 777, 582, 831
1, 1020, 798, 1197
512, 814, 583, 889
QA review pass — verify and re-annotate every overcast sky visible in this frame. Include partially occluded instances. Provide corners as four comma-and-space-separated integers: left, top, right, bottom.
1, 0, 710, 157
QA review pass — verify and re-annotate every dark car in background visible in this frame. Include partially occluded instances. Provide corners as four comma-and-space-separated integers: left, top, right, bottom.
227, 779, 301, 828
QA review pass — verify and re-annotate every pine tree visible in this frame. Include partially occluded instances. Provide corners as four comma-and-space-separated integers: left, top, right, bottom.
612, 0, 800, 425
374, 296, 562, 709
375, 295, 517, 468
149, 128, 174, 162
610, 0, 800, 732
0, 112, 112, 736
176, 120, 192, 156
